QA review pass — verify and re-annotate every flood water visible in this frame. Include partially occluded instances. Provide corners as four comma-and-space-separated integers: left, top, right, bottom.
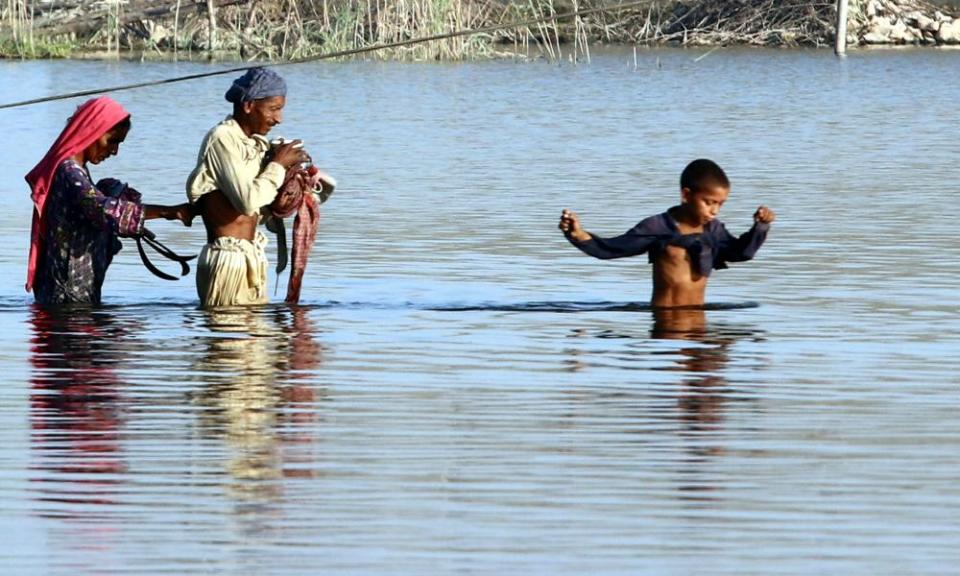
0, 48, 958, 574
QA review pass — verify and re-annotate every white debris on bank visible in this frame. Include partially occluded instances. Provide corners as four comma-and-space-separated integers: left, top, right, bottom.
853, 0, 960, 45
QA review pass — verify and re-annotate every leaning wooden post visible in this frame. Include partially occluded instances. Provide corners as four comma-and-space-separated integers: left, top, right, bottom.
835, 0, 850, 56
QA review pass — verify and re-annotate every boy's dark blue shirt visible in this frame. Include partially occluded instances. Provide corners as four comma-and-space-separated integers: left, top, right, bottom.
568, 211, 768, 276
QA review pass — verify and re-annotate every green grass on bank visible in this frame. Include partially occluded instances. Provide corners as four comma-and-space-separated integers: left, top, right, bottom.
0, 34, 74, 59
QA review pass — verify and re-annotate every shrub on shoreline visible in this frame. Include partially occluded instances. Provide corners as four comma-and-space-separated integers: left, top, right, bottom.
1, 0, 957, 61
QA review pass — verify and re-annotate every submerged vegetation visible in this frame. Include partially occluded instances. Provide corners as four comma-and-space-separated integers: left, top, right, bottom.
1, 0, 958, 60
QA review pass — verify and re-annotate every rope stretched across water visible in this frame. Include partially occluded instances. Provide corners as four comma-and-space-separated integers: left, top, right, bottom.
0, 0, 652, 111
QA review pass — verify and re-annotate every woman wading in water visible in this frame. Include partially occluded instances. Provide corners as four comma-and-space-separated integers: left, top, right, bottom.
25, 96, 194, 305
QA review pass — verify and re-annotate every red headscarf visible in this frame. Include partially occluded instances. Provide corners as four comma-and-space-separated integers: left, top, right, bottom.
24, 96, 130, 292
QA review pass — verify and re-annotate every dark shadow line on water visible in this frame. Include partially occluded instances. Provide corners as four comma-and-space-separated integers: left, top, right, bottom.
427, 301, 760, 313
1, 298, 760, 314
240, 300, 760, 313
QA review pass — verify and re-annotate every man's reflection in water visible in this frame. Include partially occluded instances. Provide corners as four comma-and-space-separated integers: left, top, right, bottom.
29, 305, 132, 512
190, 305, 324, 506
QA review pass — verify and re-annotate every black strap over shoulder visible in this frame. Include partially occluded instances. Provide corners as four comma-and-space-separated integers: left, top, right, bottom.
135, 228, 196, 281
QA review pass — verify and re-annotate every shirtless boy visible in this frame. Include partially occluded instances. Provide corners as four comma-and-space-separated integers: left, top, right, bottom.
559, 159, 775, 308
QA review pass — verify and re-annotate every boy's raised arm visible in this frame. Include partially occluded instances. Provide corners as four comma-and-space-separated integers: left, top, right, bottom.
559, 209, 659, 260
716, 205, 775, 263
559, 209, 590, 242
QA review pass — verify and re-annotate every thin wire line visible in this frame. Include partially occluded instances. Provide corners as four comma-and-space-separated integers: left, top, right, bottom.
0, 0, 652, 111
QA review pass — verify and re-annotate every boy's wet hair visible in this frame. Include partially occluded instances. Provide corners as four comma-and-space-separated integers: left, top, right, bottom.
680, 159, 729, 192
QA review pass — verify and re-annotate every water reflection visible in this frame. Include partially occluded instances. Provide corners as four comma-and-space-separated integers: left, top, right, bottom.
652, 308, 742, 432
3, 52, 959, 573
189, 306, 325, 505
649, 308, 765, 502
28, 304, 327, 518
29, 306, 132, 513
564, 308, 765, 499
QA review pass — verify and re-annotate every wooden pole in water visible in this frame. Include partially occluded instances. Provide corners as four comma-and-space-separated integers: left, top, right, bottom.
835, 0, 850, 56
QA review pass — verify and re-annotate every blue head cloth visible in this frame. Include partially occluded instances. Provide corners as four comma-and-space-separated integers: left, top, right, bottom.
224, 67, 287, 103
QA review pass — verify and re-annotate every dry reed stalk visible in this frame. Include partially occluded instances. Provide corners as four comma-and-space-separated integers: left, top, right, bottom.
206, 0, 216, 52
174, 0, 181, 57
280, 0, 292, 57
353, 0, 364, 49
573, 0, 590, 62
8, 0, 949, 60
357, 0, 492, 61
115, 0, 121, 56
529, 0, 557, 60
3, 0, 30, 54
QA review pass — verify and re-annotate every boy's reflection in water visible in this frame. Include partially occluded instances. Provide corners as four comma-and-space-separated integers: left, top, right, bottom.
29, 305, 132, 512
651, 307, 735, 433
564, 306, 764, 499
650, 307, 765, 504
189, 305, 325, 506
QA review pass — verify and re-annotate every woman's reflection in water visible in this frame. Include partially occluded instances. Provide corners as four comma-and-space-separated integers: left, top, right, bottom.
29, 305, 133, 513
189, 305, 325, 507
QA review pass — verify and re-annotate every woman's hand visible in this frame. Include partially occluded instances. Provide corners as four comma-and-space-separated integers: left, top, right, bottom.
120, 185, 143, 203
171, 203, 195, 227
145, 203, 195, 226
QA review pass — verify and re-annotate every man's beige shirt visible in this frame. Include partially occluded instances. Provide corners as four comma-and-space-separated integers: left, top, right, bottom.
186, 116, 286, 216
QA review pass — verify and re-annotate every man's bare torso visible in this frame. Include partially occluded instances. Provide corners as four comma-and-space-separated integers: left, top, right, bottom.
197, 190, 259, 243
